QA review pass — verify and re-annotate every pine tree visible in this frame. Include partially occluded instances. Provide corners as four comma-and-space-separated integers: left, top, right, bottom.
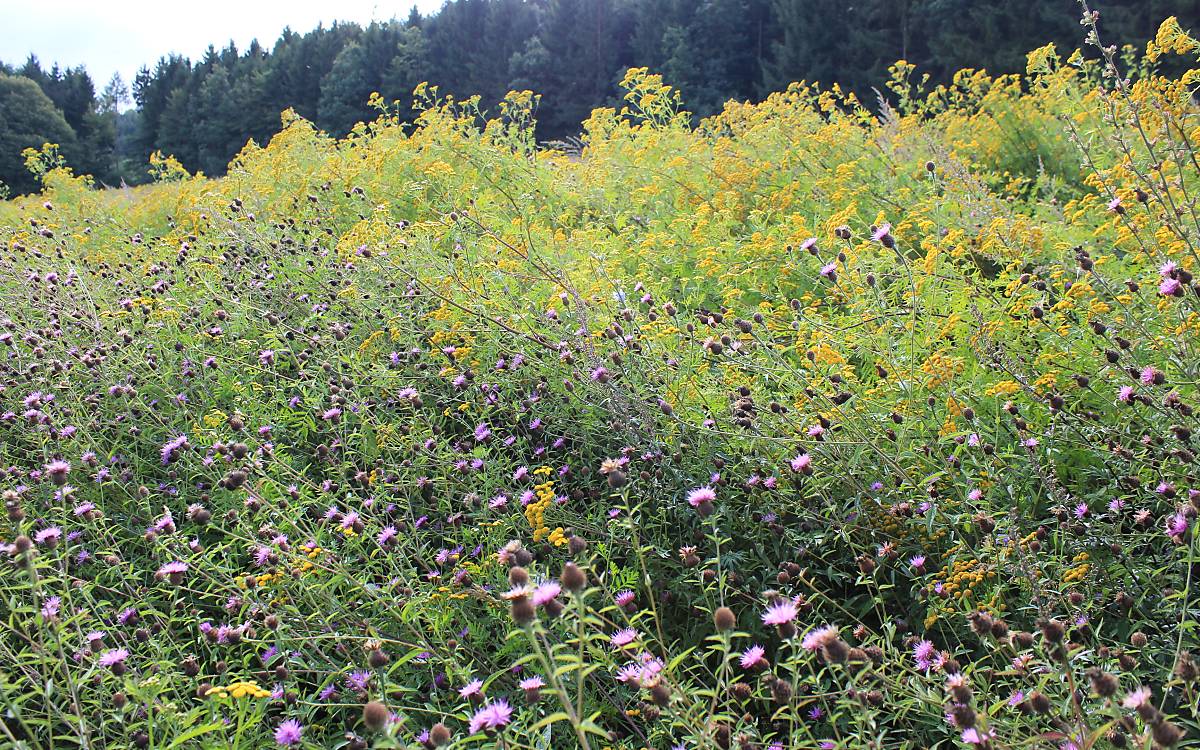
381, 25, 432, 120
318, 42, 375, 135
532, 0, 634, 138
133, 55, 192, 163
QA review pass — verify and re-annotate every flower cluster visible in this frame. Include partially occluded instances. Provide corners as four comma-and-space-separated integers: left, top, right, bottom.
2, 15, 1200, 750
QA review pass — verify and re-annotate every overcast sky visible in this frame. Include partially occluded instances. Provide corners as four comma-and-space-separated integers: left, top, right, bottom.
0, 0, 445, 94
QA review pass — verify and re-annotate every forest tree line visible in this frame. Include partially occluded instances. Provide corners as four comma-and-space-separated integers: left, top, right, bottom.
1, 0, 1196, 194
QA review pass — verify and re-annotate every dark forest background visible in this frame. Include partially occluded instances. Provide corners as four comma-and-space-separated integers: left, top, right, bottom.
1, 0, 1197, 194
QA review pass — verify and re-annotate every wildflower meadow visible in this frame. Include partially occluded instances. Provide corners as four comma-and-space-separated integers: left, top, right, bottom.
5, 10, 1200, 750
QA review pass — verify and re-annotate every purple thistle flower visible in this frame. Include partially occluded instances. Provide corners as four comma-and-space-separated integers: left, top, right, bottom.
761, 600, 798, 626
962, 728, 994, 745
913, 639, 935, 670
273, 719, 303, 746
468, 699, 513, 735
1123, 685, 1152, 709
157, 560, 188, 584
41, 596, 61, 619
800, 625, 838, 651
35, 527, 62, 546
44, 459, 70, 484
610, 628, 639, 649
346, 669, 372, 692
377, 525, 398, 547
1160, 277, 1183, 296
685, 486, 716, 510
459, 679, 484, 699
1166, 512, 1189, 543
160, 434, 189, 465
532, 582, 562, 607
98, 648, 129, 667
739, 644, 767, 670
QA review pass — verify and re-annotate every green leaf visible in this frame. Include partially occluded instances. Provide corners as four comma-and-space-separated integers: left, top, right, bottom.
165, 722, 227, 749
528, 711, 571, 732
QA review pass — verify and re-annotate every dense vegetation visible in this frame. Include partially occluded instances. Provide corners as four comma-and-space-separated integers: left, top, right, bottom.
3, 0, 1200, 193
5, 7, 1200, 750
